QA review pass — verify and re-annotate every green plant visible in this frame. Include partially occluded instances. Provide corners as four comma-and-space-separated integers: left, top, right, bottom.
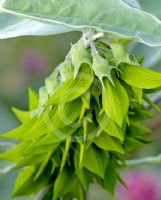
1, 0, 161, 200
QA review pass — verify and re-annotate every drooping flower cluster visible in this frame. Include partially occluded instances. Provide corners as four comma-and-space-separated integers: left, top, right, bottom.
0, 33, 161, 200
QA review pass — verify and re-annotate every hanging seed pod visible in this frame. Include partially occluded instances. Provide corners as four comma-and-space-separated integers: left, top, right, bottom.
92, 54, 115, 86
0, 33, 161, 200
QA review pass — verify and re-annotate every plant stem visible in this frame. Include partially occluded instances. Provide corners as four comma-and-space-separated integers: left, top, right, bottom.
150, 91, 161, 106
126, 154, 161, 166
33, 184, 52, 200
90, 41, 99, 56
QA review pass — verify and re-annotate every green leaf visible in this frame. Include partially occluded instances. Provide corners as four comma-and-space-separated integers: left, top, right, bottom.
82, 144, 108, 178
12, 166, 35, 196
15, 152, 46, 169
11, 107, 30, 123
2, 0, 161, 46
94, 132, 125, 154
0, 142, 15, 174
24, 142, 59, 156
3, 98, 81, 142
1, 109, 51, 141
120, 64, 161, 89
127, 122, 151, 136
0, 12, 73, 39
27, 99, 81, 141
19, 111, 54, 140
74, 152, 93, 190
102, 77, 129, 126
34, 150, 53, 180
53, 166, 78, 200
46, 64, 93, 105
90, 79, 102, 109
32, 126, 76, 148
102, 158, 118, 195
28, 88, 38, 111
0, 141, 33, 162
124, 137, 146, 151
12, 163, 52, 196
15, 153, 48, 168
117, 173, 127, 189
129, 104, 153, 121
69, 183, 86, 200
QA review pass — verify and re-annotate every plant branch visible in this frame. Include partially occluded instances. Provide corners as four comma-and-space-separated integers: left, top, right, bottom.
83, 31, 104, 48
33, 184, 52, 200
150, 91, 161, 106
90, 41, 99, 56
126, 154, 161, 166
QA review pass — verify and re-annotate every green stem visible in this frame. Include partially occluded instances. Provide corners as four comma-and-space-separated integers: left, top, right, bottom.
126, 154, 161, 166
33, 184, 52, 200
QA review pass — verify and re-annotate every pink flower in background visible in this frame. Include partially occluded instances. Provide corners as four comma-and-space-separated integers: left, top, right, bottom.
117, 171, 161, 200
21, 50, 48, 75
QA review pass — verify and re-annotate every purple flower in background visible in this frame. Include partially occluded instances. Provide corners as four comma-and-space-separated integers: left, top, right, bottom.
117, 171, 161, 200
21, 50, 48, 75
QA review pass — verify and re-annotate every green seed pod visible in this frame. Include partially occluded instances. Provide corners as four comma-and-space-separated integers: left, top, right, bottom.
92, 54, 115, 86
0, 34, 161, 200
71, 39, 91, 79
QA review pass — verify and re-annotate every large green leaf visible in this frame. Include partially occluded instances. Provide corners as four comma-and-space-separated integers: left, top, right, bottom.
2, 0, 161, 46
139, 0, 161, 19
0, 12, 73, 39
123, 0, 141, 9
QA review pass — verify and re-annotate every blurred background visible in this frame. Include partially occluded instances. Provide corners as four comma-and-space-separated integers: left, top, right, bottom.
0, 0, 161, 199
